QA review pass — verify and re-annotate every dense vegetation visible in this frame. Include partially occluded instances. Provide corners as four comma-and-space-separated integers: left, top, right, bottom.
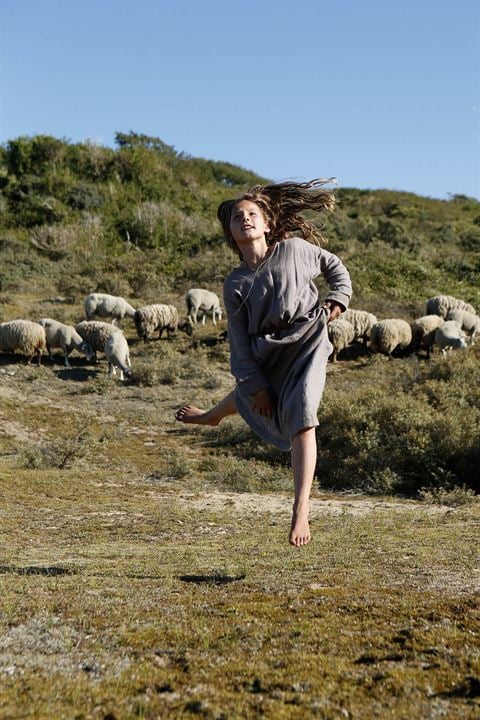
0, 132, 479, 313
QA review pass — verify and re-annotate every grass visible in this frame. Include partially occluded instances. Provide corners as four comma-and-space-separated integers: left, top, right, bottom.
0, 299, 479, 719
1, 482, 479, 719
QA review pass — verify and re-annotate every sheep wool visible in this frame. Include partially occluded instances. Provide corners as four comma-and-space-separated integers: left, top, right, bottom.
327, 318, 355, 362
84, 293, 136, 324
38, 318, 94, 367
186, 288, 222, 325
134, 304, 179, 340
342, 309, 377, 344
370, 319, 412, 358
435, 321, 467, 353
426, 295, 475, 319
105, 332, 132, 381
411, 315, 444, 357
75, 320, 120, 354
0, 320, 46, 363
446, 309, 480, 343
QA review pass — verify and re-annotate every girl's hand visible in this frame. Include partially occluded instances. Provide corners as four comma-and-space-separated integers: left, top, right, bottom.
251, 388, 274, 418
322, 300, 343, 323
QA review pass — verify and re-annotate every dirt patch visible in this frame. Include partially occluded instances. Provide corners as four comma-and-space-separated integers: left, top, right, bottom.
181, 491, 449, 517
0, 415, 43, 443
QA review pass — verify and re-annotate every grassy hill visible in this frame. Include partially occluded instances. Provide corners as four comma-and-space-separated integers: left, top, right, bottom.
1, 132, 479, 316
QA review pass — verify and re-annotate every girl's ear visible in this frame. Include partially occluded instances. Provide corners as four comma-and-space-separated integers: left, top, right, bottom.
264, 221, 270, 234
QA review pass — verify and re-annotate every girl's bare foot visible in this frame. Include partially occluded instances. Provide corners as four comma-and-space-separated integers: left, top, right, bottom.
175, 405, 220, 426
289, 507, 311, 547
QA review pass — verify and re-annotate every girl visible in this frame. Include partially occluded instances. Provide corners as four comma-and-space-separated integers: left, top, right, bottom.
176, 179, 352, 547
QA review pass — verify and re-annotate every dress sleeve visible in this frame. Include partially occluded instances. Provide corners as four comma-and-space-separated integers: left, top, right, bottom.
318, 248, 352, 311
223, 279, 270, 396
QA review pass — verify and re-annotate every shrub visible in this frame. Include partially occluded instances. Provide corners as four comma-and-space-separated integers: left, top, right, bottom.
317, 350, 480, 496
18, 419, 96, 469
419, 485, 478, 507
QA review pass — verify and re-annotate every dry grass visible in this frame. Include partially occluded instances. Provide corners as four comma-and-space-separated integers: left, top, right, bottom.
0, 300, 479, 719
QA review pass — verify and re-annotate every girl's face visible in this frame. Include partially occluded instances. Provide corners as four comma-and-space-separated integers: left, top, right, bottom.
229, 200, 270, 245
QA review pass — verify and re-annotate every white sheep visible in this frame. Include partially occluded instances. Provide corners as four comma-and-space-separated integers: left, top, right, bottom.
75, 320, 120, 357
0, 320, 46, 364
134, 304, 192, 341
435, 321, 467, 353
327, 318, 355, 362
342, 309, 377, 345
446, 309, 480, 344
186, 288, 222, 325
426, 295, 475, 319
105, 332, 132, 381
75, 320, 132, 380
84, 293, 136, 325
37, 318, 94, 368
410, 315, 444, 358
370, 319, 412, 359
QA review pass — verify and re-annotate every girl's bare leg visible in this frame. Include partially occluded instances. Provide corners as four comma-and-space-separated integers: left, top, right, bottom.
289, 427, 316, 547
175, 390, 237, 426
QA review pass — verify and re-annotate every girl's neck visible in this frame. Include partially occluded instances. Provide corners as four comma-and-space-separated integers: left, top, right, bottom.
241, 238, 272, 269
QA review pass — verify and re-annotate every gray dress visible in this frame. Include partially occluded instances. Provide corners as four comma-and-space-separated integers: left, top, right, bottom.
223, 236, 352, 451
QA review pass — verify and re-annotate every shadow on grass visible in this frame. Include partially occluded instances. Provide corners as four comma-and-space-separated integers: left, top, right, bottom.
179, 573, 246, 585
0, 565, 168, 580
437, 676, 480, 699
55, 367, 100, 382
0, 354, 30, 366
338, 343, 370, 361
0, 564, 75, 576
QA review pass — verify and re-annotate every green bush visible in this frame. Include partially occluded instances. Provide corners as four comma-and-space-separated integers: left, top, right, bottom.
317, 351, 480, 496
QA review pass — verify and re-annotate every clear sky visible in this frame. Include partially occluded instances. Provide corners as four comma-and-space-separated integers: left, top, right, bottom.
1, 0, 479, 199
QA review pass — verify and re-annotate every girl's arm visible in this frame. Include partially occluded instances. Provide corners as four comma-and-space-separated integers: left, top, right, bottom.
292, 238, 352, 311
223, 281, 271, 398
318, 248, 352, 312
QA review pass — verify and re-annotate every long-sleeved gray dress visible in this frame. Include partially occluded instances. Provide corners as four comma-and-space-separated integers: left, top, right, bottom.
223, 236, 352, 451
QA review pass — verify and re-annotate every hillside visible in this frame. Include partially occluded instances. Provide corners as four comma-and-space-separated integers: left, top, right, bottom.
1, 132, 479, 318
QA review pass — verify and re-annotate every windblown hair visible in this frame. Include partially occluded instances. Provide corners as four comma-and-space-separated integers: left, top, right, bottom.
217, 178, 336, 258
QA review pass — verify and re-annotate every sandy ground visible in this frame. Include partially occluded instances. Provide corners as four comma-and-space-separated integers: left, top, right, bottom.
180, 490, 450, 517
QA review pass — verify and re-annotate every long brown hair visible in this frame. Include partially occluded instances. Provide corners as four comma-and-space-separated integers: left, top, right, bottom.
217, 178, 336, 258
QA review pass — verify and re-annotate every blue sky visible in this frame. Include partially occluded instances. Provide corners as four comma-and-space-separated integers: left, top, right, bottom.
1, 0, 479, 199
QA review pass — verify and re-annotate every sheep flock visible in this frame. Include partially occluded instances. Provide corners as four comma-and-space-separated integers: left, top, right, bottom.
0, 292, 477, 381
0, 289, 214, 380
327, 294, 477, 362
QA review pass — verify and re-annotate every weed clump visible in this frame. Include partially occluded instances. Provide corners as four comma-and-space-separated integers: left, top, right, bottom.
18, 419, 98, 469
200, 455, 290, 493
419, 485, 478, 507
